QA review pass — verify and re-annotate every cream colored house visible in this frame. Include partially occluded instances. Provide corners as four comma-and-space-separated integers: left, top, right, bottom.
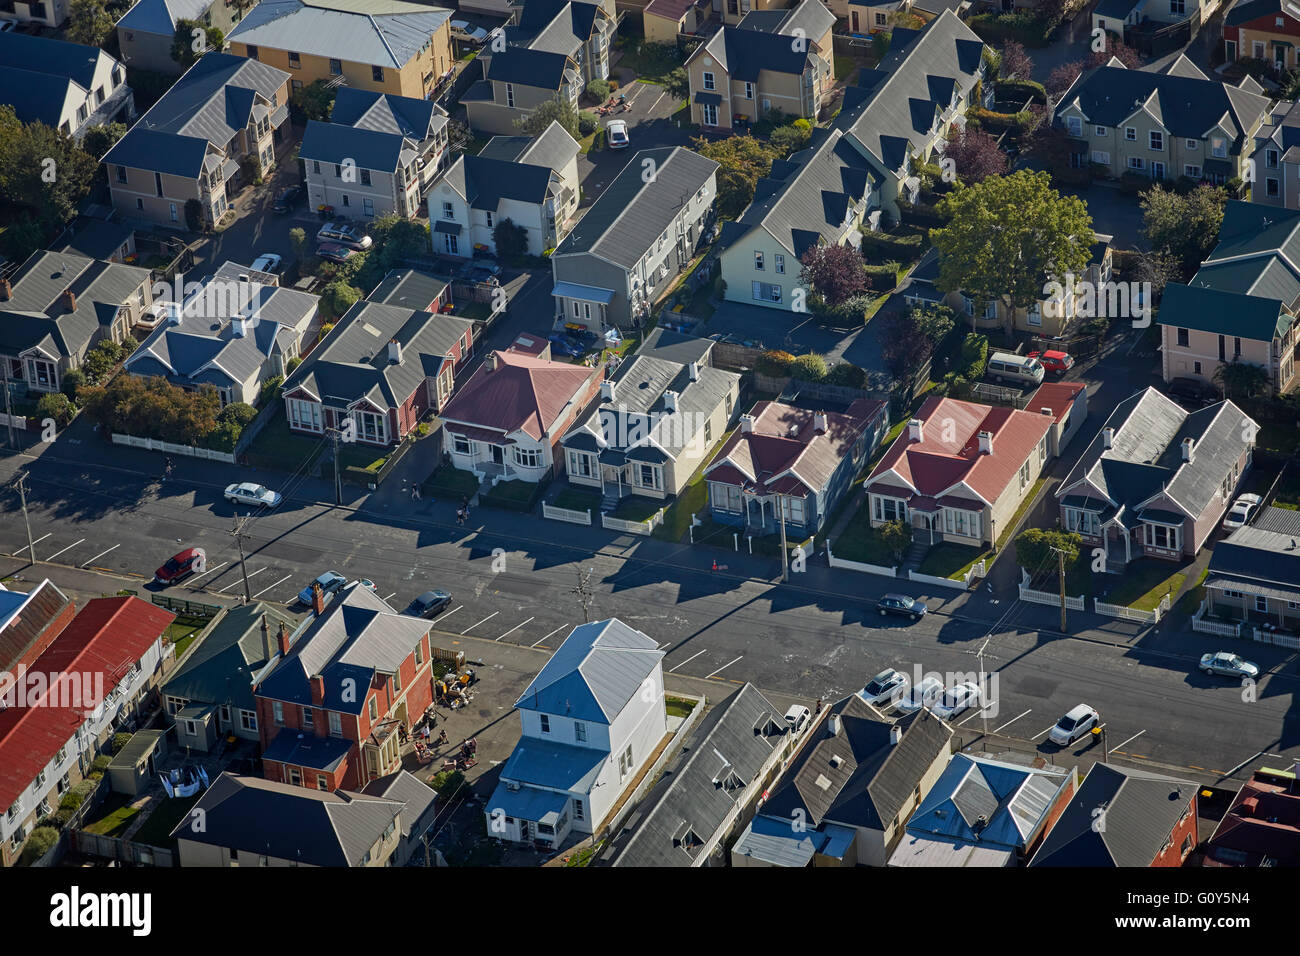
0, 32, 134, 142
1250, 98, 1300, 209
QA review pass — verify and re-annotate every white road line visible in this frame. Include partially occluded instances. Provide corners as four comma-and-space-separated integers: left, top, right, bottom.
80, 544, 119, 568
252, 574, 293, 599
461, 611, 498, 634
1031, 724, 1057, 741
705, 656, 743, 679
1111, 729, 1146, 753
382, 592, 397, 601
495, 616, 534, 642
659, 642, 671, 648
532, 625, 568, 648
46, 538, 85, 562
668, 649, 706, 673
438, 605, 464, 621
189, 561, 228, 581
992, 710, 1032, 735
11, 533, 50, 557
215, 567, 266, 593
956, 710, 983, 727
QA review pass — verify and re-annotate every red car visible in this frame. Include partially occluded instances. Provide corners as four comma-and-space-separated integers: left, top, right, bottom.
155, 547, 205, 585
1028, 349, 1074, 374
316, 242, 357, 263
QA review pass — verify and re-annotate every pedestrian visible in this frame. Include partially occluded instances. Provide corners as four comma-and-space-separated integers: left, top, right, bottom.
814, 697, 823, 715
412, 484, 421, 502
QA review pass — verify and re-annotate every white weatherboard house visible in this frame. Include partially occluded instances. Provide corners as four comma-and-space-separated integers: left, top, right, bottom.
486, 619, 666, 846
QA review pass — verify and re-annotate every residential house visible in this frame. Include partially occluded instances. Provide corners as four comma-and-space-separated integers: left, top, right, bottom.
172, 770, 437, 866
888, 754, 1075, 867
301, 88, 451, 219
0, 597, 174, 867
1157, 202, 1300, 394
1029, 763, 1199, 867
599, 683, 797, 867
561, 348, 740, 504
1054, 387, 1257, 567
717, 127, 877, 312
228, 0, 454, 101
161, 602, 298, 751
643, 0, 711, 42
1225, 0, 1300, 68
56, 217, 138, 265
0, 32, 134, 141
704, 398, 888, 536
1204, 765, 1300, 867
430, 120, 582, 257
550, 146, 719, 331
843, 0, 904, 35
440, 348, 604, 484
0, 580, 75, 677
1203, 518, 1300, 632
0, 249, 153, 396
6, 0, 70, 27
717, 0, 787, 25
104, 52, 291, 229
280, 279, 473, 445
255, 583, 436, 792
1250, 98, 1300, 208
1053, 59, 1270, 186
1092, 0, 1222, 55
1026, 381, 1088, 459
486, 619, 667, 846
862, 395, 1054, 549
123, 260, 319, 406
116, 0, 242, 75
732, 695, 953, 867
685, 0, 836, 129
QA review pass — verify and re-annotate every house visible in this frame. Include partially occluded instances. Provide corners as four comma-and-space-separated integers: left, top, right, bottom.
1226, 0, 1300, 68
1250, 98, 1300, 208
1054, 387, 1257, 567
862, 395, 1054, 549
430, 120, 582, 257
103, 52, 291, 230
561, 347, 740, 504
704, 398, 888, 536
685, 0, 836, 130
0, 32, 134, 141
0, 249, 153, 396
1204, 765, 1300, 867
0, 580, 75, 677
598, 683, 796, 867
463, 0, 613, 135
1026, 381, 1088, 459
0, 597, 174, 867
115, 0, 242, 75
643, 0, 711, 42
6, 0, 69, 29
228, 0, 454, 100
56, 217, 138, 265
550, 146, 719, 331
732, 694, 952, 867
123, 260, 319, 406
486, 619, 667, 846
172, 770, 436, 866
301, 88, 451, 219
1092, 0, 1221, 55
1157, 202, 1300, 394
717, 0, 787, 25
1053, 59, 1269, 186
1203, 520, 1300, 631
888, 754, 1075, 867
281, 282, 474, 445
717, 127, 877, 312
107, 729, 168, 797
439, 348, 604, 484
254, 582, 436, 792
1029, 763, 1198, 867
161, 602, 298, 751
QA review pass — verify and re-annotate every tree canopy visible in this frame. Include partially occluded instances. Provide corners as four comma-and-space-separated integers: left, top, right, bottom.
799, 243, 867, 307
514, 97, 581, 139
940, 126, 1008, 184
693, 134, 778, 220
1139, 184, 1228, 274
80, 375, 226, 447
0, 107, 98, 236
1014, 527, 1082, 576
66, 0, 116, 47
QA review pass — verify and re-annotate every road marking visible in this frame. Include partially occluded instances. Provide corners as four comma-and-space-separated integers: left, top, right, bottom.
495, 616, 534, 642
461, 611, 498, 634
79, 544, 119, 567
533, 625, 567, 647
992, 710, 1032, 735
956, 710, 983, 727
382, 592, 397, 602
215, 567, 266, 593
438, 605, 464, 621
10, 533, 51, 557
704, 656, 742, 679
1110, 729, 1146, 753
668, 649, 706, 673
46, 538, 85, 561
1031, 724, 1056, 741
188, 560, 228, 581
252, 574, 293, 599
659, 641, 671, 649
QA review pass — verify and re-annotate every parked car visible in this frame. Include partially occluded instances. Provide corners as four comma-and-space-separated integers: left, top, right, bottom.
547, 333, 584, 357
405, 589, 452, 618
0, 17, 16, 31
155, 547, 205, 585
1027, 349, 1074, 374
272, 185, 304, 213
896, 675, 943, 714
784, 704, 811, 733
1048, 704, 1099, 747
877, 593, 927, 621
606, 119, 630, 149
464, 254, 502, 276
931, 682, 982, 720
1222, 493, 1262, 531
450, 19, 489, 43
298, 570, 346, 605
1166, 377, 1211, 406
317, 221, 372, 250
224, 482, 283, 509
986, 351, 1045, 387
316, 242, 357, 263
1199, 651, 1259, 679
134, 300, 178, 334
355, 579, 378, 593
250, 253, 282, 275
564, 328, 600, 351
858, 667, 907, 706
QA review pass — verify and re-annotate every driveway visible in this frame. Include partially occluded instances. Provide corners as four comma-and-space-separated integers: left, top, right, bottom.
1058, 182, 1146, 250
577, 79, 691, 207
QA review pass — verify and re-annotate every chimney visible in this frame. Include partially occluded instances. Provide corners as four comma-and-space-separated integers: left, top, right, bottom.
486, 351, 499, 371
387, 339, 402, 364
260, 614, 274, 660
977, 430, 993, 455
1041, 407, 1053, 417
231, 316, 246, 338
1102, 427, 1114, 449
1181, 436, 1195, 463
62, 288, 77, 312
311, 582, 325, 616
890, 725, 902, 746
828, 714, 841, 736
310, 675, 325, 707
740, 414, 755, 433
0, 278, 10, 300
688, 361, 699, 381
277, 622, 291, 657
814, 411, 828, 433
908, 419, 924, 443
663, 389, 678, 412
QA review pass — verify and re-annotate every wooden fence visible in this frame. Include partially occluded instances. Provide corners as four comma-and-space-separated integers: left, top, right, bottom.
1094, 593, 1169, 625
71, 828, 176, 867
112, 433, 236, 464
151, 594, 221, 619
542, 502, 592, 525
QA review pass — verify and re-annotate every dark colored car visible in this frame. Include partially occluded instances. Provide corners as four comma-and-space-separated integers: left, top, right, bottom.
565, 329, 599, 352
155, 547, 205, 585
547, 334, 583, 357
406, 589, 452, 619
316, 242, 357, 263
272, 185, 304, 213
877, 593, 927, 621
1167, 377, 1211, 405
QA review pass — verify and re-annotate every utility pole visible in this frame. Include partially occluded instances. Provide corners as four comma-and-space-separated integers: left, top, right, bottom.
14, 471, 35, 566
330, 428, 342, 506
1052, 546, 1068, 633
230, 515, 252, 603
977, 638, 990, 743
1, 360, 14, 449
571, 566, 595, 623
777, 492, 789, 583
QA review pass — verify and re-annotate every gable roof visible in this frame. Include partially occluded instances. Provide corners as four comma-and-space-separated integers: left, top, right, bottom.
442, 153, 560, 210
0, 30, 112, 91
439, 349, 599, 441
1026, 381, 1086, 424
1157, 282, 1292, 341
368, 268, 447, 312
515, 619, 662, 724
484, 46, 573, 89
1186, 200, 1300, 310
1208, 525, 1300, 598
116, 0, 214, 35
477, 120, 580, 172
0, 580, 73, 677
161, 603, 297, 713
329, 86, 446, 140
1226, 0, 1300, 26
695, 23, 812, 82
300, 119, 415, 173
229, 0, 452, 69
1205, 768, 1300, 867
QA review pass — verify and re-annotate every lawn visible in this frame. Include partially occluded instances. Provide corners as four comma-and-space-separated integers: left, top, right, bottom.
554, 487, 601, 513
1025, 552, 1092, 597
81, 793, 140, 838
611, 495, 662, 522
1177, 567, 1210, 616
132, 795, 201, 848
995, 476, 1048, 552
834, 55, 859, 82
831, 505, 898, 566
165, 620, 204, 660
616, 40, 684, 85
337, 443, 390, 472
1098, 558, 1191, 611
481, 479, 541, 511
652, 428, 735, 542
918, 543, 989, 580
423, 465, 480, 500
456, 301, 493, 322
242, 412, 328, 473
665, 696, 697, 719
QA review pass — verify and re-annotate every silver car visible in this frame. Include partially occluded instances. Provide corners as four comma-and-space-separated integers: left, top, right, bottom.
1199, 651, 1259, 679
225, 482, 282, 509
859, 668, 907, 706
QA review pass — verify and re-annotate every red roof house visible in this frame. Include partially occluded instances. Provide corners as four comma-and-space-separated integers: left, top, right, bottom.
1026, 381, 1088, 458
0, 579, 76, 676
1204, 766, 1300, 867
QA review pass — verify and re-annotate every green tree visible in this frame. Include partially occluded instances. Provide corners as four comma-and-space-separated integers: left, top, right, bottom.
66, 0, 116, 48
826, 362, 867, 388
1014, 527, 1082, 576
790, 353, 828, 382
35, 393, 75, 428
1139, 184, 1228, 273
931, 170, 1094, 336
291, 80, 336, 122
756, 349, 795, 377
81, 123, 128, 162
0, 109, 98, 230
320, 279, 362, 320
586, 78, 611, 102
693, 134, 778, 220
1213, 361, 1270, 401
172, 20, 224, 68
18, 827, 59, 866
878, 519, 912, 563
492, 217, 529, 262
769, 120, 812, 157
79, 375, 223, 444
60, 368, 86, 401
289, 227, 307, 263
910, 303, 956, 347
513, 97, 581, 139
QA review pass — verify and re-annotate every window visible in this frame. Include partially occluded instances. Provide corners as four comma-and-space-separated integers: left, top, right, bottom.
392, 669, 401, 694
1194, 361, 1202, 375
1176, 327, 1189, 347
1018, 459, 1030, 490
329, 711, 342, 737
702, 71, 715, 91
273, 701, 284, 725
1128, 156, 1145, 170
414, 643, 423, 668
246, 45, 258, 60
368, 696, 378, 721
573, 798, 584, 821
705, 419, 712, 443
1149, 131, 1163, 151
372, 66, 384, 82
116, 165, 127, 184
505, 83, 514, 107
363, 197, 375, 217
513, 446, 542, 468
1268, 178, 1280, 198
240, 710, 257, 732
317, 775, 329, 791
1066, 116, 1082, 137
1171, 0, 1185, 14
574, 721, 586, 742
302, 707, 314, 729
774, 254, 784, 274
1255, 594, 1269, 612
1267, 149, 1280, 168
485, 210, 494, 228
183, 719, 197, 737
754, 251, 764, 271
1125, 127, 1136, 141
360, 169, 371, 187
288, 51, 300, 67
701, 103, 718, 126
291, 79, 303, 92
330, 58, 342, 76
639, 464, 661, 490
287, 399, 322, 433
1092, 151, 1110, 165
1184, 164, 1201, 179
743, 81, 753, 99
540, 714, 550, 733
1095, 125, 1107, 136
1211, 137, 1227, 158
442, 200, 454, 219
568, 450, 593, 477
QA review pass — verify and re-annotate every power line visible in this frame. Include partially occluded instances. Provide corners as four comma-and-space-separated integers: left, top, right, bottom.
571, 566, 595, 623
230, 515, 253, 603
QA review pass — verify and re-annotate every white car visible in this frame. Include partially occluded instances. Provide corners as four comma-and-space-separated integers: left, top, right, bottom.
896, 676, 943, 714
931, 682, 982, 720
134, 300, 179, 333
224, 482, 283, 509
1222, 493, 1262, 530
1048, 704, 1099, 747
784, 704, 811, 733
450, 19, 488, 43
859, 668, 907, 706
606, 119, 630, 149
1199, 651, 1259, 679
250, 253, 282, 275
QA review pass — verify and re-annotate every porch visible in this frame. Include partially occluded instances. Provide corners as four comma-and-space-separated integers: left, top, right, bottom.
1204, 579, 1300, 632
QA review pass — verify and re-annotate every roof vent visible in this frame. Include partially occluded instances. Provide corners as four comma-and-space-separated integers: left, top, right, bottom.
908, 418, 924, 443
1181, 436, 1195, 463
890, 725, 902, 746
1102, 427, 1114, 449
829, 753, 843, 768
828, 715, 841, 736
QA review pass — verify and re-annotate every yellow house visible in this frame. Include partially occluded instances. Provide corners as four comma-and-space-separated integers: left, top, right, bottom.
227, 0, 454, 101
644, 0, 712, 41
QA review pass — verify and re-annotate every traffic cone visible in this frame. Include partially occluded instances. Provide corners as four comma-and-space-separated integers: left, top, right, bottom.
711, 559, 718, 571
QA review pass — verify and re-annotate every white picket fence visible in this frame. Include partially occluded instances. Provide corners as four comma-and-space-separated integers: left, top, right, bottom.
1019, 583, 1086, 610
0, 413, 28, 431
1094, 592, 1170, 625
112, 433, 236, 463
541, 502, 592, 525
1191, 599, 1242, 637
601, 508, 665, 536
825, 543, 897, 578
1253, 627, 1300, 649
908, 558, 987, 590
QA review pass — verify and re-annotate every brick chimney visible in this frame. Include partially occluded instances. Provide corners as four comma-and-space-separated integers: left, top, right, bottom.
260, 614, 273, 660
311, 582, 325, 616
62, 288, 77, 312
310, 675, 325, 707
277, 622, 291, 657
0, 278, 10, 301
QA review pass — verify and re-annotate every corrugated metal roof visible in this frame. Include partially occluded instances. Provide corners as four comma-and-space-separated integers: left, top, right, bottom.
116, 0, 214, 36
230, 0, 452, 69
515, 619, 662, 724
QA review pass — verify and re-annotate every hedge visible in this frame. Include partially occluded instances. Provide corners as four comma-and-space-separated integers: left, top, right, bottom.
756, 350, 796, 377
18, 827, 59, 866
859, 230, 926, 262
960, 333, 989, 380
90, 755, 111, 774
896, 198, 949, 228
967, 107, 1041, 137
790, 353, 828, 382
863, 265, 898, 292
967, 11, 1052, 47
993, 78, 1047, 106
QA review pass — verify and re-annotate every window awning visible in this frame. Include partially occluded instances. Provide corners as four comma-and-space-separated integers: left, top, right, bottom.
693, 91, 722, 105
552, 280, 615, 304
434, 220, 462, 234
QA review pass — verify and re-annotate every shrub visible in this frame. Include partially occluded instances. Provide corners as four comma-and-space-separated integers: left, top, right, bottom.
90, 755, 111, 774
258, 374, 283, 407
790, 353, 828, 382
184, 198, 204, 231
993, 78, 1047, 105
81, 339, 125, 384
960, 332, 989, 380
826, 362, 867, 388
35, 393, 75, 428
578, 111, 599, 136
111, 732, 133, 754
18, 827, 59, 866
286, 356, 302, 373
823, 293, 876, 326
430, 769, 467, 798
756, 349, 796, 377
61, 367, 86, 401
586, 78, 610, 102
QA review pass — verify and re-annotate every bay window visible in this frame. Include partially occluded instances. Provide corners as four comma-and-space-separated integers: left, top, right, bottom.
1063, 507, 1100, 536
352, 409, 387, 444
872, 495, 907, 523
1143, 522, 1181, 552
514, 446, 543, 468
942, 507, 981, 539
710, 483, 741, 512
287, 398, 322, 433
453, 434, 474, 456
782, 494, 806, 526
568, 450, 593, 477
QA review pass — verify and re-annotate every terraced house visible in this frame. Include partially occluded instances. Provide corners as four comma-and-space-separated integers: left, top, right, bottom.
115, 0, 242, 75
103, 52, 291, 229
0, 32, 133, 141
3, 0, 69, 27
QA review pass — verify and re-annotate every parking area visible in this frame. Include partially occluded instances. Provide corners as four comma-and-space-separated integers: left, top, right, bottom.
577, 79, 692, 206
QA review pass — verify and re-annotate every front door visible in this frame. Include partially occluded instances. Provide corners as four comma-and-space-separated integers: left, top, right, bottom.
491, 445, 504, 465
850, 10, 858, 31
701, 103, 718, 126
1151, 161, 1165, 181
519, 820, 532, 842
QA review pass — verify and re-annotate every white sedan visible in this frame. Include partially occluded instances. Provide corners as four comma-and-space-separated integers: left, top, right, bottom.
931, 682, 983, 720
250, 253, 282, 275
896, 676, 943, 714
1222, 493, 1262, 530
858, 668, 907, 706
224, 482, 282, 509
606, 119, 630, 149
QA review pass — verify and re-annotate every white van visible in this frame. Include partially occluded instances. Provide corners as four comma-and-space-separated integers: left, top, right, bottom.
987, 351, 1045, 386
784, 705, 811, 733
